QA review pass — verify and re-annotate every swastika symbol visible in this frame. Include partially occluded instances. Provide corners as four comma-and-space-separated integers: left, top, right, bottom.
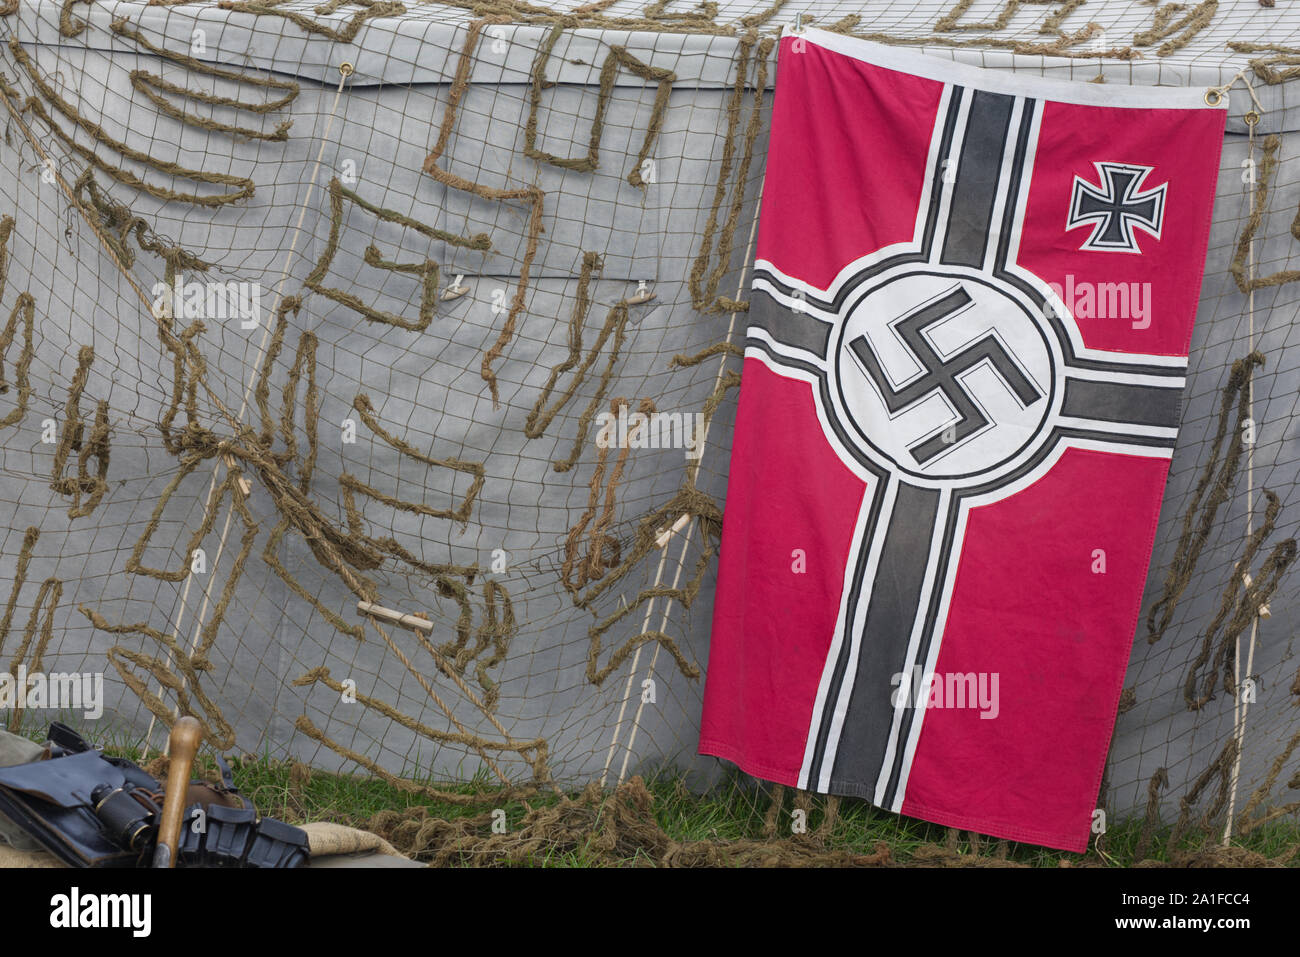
847, 285, 1043, 465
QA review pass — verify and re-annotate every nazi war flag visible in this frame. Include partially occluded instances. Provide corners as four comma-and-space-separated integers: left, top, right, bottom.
699, 28, 1225, 852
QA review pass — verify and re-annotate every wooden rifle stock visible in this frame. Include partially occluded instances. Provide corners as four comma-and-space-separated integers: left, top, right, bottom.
152, 716, 201, 868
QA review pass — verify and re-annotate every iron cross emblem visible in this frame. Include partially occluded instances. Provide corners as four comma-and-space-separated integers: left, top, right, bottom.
1066, 162, 1167, 254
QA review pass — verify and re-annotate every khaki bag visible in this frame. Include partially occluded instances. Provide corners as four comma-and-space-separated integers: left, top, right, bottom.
0, 730, 46, 850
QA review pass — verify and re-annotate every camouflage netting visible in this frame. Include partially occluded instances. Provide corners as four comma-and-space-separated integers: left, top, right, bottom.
0, 0, 1298, 862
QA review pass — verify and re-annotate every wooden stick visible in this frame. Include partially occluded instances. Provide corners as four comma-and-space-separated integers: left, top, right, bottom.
356, 600, 434, 635
152, 716, 202, 868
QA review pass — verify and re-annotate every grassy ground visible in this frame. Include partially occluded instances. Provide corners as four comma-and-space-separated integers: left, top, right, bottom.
147, 749, 1300, 867
12, 721, 1298, 866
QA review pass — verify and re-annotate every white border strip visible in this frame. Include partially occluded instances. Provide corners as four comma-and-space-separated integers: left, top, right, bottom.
792, 28, 1223, 112
1065, 367, 1186, 388
815, 478, 900, 792
1057, 417, 1179, 440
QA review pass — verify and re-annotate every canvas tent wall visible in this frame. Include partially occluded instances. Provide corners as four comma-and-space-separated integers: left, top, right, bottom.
0, 0, 1297, 831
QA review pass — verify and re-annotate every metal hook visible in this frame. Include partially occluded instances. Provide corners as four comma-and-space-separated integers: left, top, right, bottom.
627, 279, 656, 305
441, 273, 469, 302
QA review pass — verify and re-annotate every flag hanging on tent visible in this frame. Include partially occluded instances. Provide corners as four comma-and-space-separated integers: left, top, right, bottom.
699, 27, 1226, 852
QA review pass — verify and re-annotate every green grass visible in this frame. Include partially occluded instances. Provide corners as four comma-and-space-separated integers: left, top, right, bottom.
147, 755, 1300, 867
10, 719, 1298, 866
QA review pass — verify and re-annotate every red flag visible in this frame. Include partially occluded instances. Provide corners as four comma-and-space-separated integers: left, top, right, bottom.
699, 28, 1226, 852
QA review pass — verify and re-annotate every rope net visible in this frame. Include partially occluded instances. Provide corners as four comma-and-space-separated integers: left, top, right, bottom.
0, 0, 1297, 862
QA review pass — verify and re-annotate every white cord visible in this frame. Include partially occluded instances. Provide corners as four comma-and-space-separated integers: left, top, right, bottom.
1223, 90, 1263, 846
601, 177, 765, 788
143, 66, 354, 758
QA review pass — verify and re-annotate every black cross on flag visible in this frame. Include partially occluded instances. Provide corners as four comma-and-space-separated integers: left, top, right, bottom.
1067, 163, 1168, 254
